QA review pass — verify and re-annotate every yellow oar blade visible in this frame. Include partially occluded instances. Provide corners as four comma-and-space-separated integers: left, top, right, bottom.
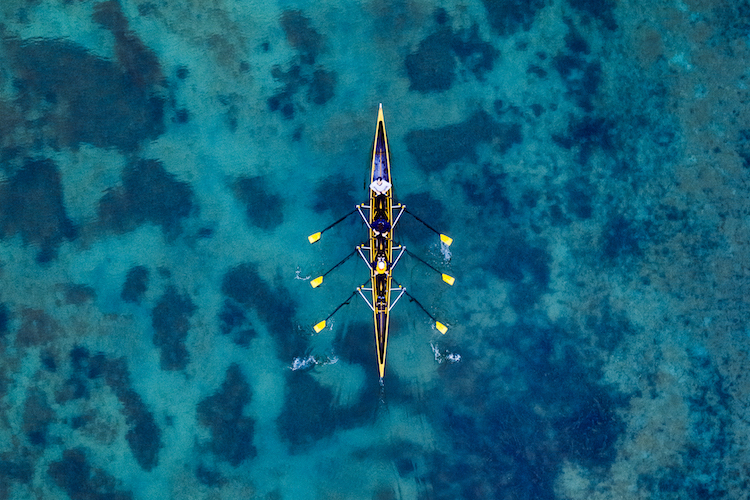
436, 321, 448, 334
313, 320, 326, 333
308, 232, 321, 244
310, 276, 324, 288
440, 234, 453, 246
442, 273, 455, 286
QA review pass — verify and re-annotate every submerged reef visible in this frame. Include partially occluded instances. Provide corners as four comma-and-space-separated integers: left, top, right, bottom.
0, 0, 749, 498
97, 159, 196, 239
197, 364, 256, 466
405, 17, 498, 93
231, 176, 284, 231
0, 158, 76, 262
2, 35, 164, 153
405, 111, 521, 172
151, 286, 196, 371
221, 263, 303, 358
49, 449, 133, 500
266, 10, 336, 121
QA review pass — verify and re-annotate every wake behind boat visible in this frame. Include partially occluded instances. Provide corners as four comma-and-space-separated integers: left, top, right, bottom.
308, 104, 454, 379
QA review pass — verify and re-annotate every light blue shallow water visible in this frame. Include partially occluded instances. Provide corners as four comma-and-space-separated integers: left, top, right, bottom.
0, 1, 748, 499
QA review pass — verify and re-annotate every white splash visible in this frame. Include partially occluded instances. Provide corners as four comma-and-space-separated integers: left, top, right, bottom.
294, 267, 310, 280
431, 343, 461, 364
290, 354, 339, 371
440, 241, 452, 262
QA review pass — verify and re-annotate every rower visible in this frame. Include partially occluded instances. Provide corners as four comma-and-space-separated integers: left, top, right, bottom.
370, 178, 391, 194
371, 217, 391, 236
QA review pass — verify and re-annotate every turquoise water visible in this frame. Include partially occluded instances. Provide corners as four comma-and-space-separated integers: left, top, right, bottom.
0, 0, 747, 498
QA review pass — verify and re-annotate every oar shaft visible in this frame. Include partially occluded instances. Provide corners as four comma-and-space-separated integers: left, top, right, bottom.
322, 208, 357, 234
404, 208, 440, 236
322, 249, 356, 278
323, 290, 357, 322
406, 248, 440, 275
403, 289, 438, 323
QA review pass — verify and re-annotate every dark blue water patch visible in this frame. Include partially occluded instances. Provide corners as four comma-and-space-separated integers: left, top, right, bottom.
97, 159, 195, 240
429, 319, 625, 499
92, 0, 162, 88
41, 350, 57, 372
101, 358, 162, 471
267, 65, 301, 120
280, 10, 323, 65
196, 363, 256, 466
173, 108, 189, 124
553, 115, 615, 167
313, 175, 357, 214
451, 25, 498, 81
404, 24, 497, 94
601, 214, 644, 262
221, 263, 304, 358
551, 36, 602, 112
308, 69, 336, 105
65, 352, 163, 470
62, 284, 96, 305
57, 376, 89, 402
0, 459, 32, 483
564, 18, 590, 55
458, 165, 511, 217
568, 0, 617, 31
277, 371, 336, 449
218, 299, 246, 335
404, 110, 521, 172
0, 303, 8, 337
527, 64, 548, 78
124, 399, 162, 471
333, 320, 373, 367
564, 176, 594, 219
488, 232, 550, 288
16, 308, 60, 347
151, 286, 195, 371
267, 10, 336, 119
218, 299, 257, 347
196, 464, 223, 487
4, 37, 164, 153
481, 0, 547, 36
121, 265, 149, 304
48, 448, 133, 500
405, 29, 456, 93
231, 176, 284, 231
585, 301, 634, 352
0, 158, 76, 263
23, 389, 54, 447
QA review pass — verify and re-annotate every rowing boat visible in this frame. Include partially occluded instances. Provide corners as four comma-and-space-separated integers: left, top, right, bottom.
308, 104, 453, 379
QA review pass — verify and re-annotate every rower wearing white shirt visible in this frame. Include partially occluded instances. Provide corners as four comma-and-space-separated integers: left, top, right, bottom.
370, 178, 391, 194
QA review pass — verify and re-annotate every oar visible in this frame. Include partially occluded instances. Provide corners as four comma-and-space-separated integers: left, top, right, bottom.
312, 290, 357, 333
393, 282, 448, 334
404, 248, 455, 285
404, 208, 453, 246
310, 249, 357, 288
308, 208, 357, 243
